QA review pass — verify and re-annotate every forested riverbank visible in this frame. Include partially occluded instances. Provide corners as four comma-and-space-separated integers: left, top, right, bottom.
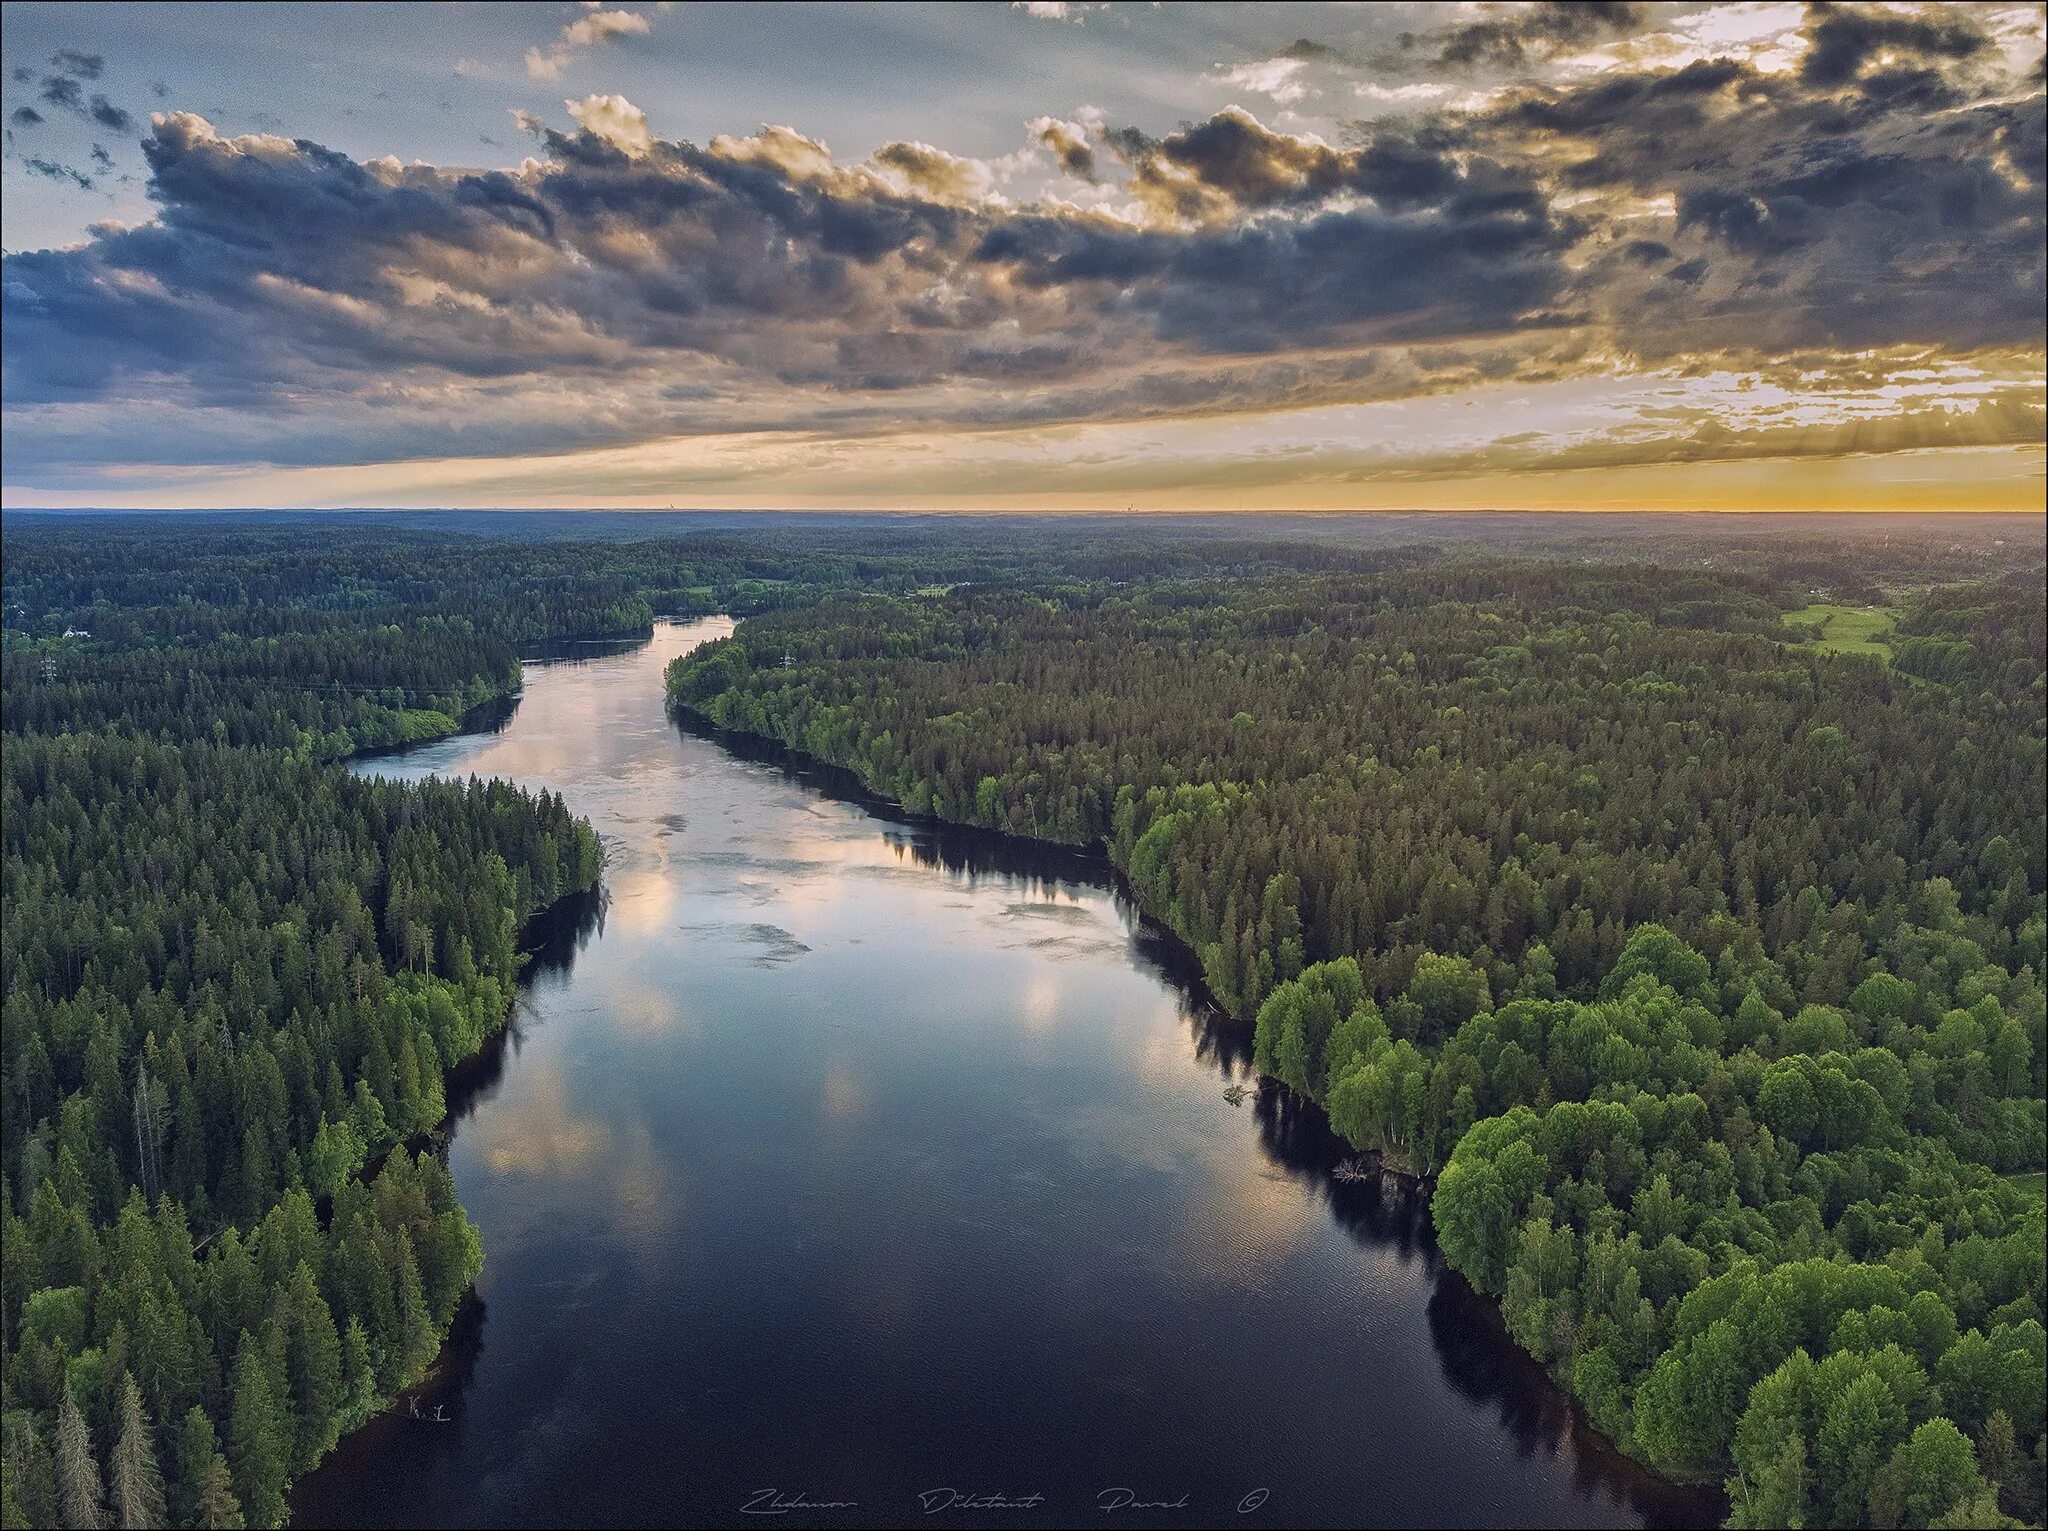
291, 614, 1728, 1531
666, 560, 2048, 1528
2, 540, 621, 1526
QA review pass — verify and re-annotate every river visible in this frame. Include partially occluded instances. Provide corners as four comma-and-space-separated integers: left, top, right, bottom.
296, 616, 1720, 1529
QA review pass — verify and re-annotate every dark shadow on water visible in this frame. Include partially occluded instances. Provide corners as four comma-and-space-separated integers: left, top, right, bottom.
523, 883, 608, 980
1427, 1278, 1726, 1528
290, 1291, 490, 1523
428, 886, 609, 1147
519, 633, 658, 666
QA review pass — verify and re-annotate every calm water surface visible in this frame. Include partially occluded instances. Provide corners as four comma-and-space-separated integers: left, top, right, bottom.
298, 618, 1720, 1529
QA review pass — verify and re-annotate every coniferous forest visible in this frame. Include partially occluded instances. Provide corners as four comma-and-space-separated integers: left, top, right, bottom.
3, 511, 2045, 1529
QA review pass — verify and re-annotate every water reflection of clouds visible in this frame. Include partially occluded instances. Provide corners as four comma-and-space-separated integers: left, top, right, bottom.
591, 967, 701, 1038
467, 1065, 686, 1279
607, 1119, 683, 1265
1048, 1031, 1327, 1293
820, 1060, 867, 1122
605, 867, 680, 937
471, 1068, 609, 1178
1176, 1146, 1325, 1291
1019, 973, 1060, 1036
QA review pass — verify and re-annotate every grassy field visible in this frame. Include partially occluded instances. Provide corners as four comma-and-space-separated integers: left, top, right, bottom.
2005, 1171, 2047, 1201
1781, 602, 1899, 661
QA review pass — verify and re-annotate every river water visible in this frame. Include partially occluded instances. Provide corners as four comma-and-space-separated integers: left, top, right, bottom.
298, 617, 1719, 1529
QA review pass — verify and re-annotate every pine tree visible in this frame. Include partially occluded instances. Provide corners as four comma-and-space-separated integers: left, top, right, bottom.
107, 1376, 165, 1531
172, 1408, 241, 1531
1, 1410, 61, 1530
53, 1385, 106, 1531
278, 1262, 342, 1471
227, 1336, 287, 1530
191, 1454, 245, 1531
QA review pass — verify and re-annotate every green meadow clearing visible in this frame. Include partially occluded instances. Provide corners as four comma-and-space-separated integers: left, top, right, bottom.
1781, 601, 1899, 661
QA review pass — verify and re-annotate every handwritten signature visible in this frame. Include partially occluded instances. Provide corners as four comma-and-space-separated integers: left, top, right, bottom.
1097, 1488, 1190, 1512
740, 1489, 860, 1516
916, 1489, 1049, 1513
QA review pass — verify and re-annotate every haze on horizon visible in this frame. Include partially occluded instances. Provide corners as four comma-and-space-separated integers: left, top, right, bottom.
1, 0, 2043, 513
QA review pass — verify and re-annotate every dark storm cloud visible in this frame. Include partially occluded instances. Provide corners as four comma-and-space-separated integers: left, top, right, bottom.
2, 1, 2042, 478
21, 157, 94, 190
49, 50, 106, 80
89, 95, 135, 132
1799, 0, 1990, 87
11, 105, 45, 128
1452, 16, 2045, 355
1415, 1, 1646, 71
1106, 106, 1549, 246
1282, 39, 1349, 65
39, 76, 83, 112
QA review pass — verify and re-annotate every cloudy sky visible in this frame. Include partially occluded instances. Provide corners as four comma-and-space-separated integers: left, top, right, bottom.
1, 0, 2042, 510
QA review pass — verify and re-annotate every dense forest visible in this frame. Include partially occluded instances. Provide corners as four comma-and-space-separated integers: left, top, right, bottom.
669, 555, 2048, 1527
1, 531, 610, 1527
3, 512, 2043, 1527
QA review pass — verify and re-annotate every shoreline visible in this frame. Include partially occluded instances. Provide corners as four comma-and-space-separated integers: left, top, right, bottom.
280, 653, 623, 1519
668, 695, 1732, 1512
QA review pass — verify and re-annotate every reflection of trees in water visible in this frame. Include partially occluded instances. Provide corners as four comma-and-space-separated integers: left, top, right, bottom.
524, 884, 606, 978
417, 1288, 489, 1416
1179, 989, 1253, 1075
1428, 1273, 1570, 1451
517, 636, 649, 666
1252, 1086, 1437, 1257
288, 1291, 491, 1524
461, 692, 519, 736
1427, 1251, 1728, 1528
439, 887, 606, 1134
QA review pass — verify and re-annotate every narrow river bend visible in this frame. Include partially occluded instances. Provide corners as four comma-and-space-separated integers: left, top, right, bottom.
298, 617, 1720, 1529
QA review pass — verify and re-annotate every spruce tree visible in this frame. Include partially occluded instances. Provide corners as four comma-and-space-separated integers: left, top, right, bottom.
279, 1262, 342, 1471
172, 1408, 239, 1531
1, 1410, 61, 1530
392, 1230, 436, 1387
53, 1385, 106, 1531
191, 1454, 246, 1531
107, 1376, 165, 1531
227, 1336, 287, 1530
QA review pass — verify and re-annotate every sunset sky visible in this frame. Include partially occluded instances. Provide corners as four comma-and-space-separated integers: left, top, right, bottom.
2, 1, 2043, 511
